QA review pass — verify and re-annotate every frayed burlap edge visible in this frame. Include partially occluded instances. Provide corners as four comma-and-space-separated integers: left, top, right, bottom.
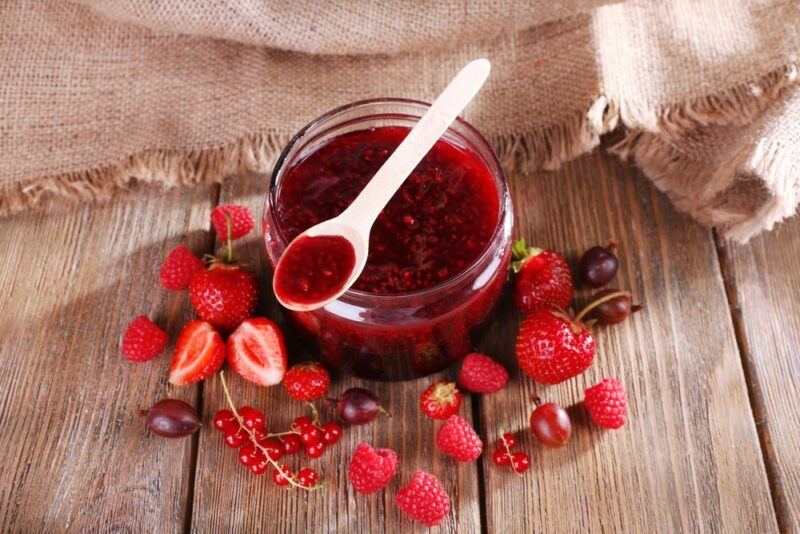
611, 63, 799, 242
2, 64, 798, 244
0, 100, 617, 216
0, 132, 290, 216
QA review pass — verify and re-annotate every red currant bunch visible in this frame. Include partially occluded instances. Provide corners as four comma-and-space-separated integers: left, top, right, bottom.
491, 432, 531, 475
212, 372, 327, 491
284, 410, 343, 459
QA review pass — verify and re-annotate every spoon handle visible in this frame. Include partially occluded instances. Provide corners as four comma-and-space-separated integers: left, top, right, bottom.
340, 59, 491, 229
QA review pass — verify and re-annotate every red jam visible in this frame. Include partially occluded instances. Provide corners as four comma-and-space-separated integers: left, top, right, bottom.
275, 126, 499, 294
273, 234, 356, 306
264, 120, 512, 381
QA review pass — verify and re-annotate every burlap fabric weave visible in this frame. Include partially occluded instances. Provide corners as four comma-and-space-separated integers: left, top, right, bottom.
2, 0, 799, 241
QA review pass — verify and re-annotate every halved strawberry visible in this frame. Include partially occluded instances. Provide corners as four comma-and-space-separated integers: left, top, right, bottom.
169, 320, 226, 385
227, 318, 287, 386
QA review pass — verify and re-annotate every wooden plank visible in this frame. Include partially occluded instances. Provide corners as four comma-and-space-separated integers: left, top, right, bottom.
477, 150, 778, 532
190, 173, 483, 533
0, 184, 216, 531
717, 219, 800, 532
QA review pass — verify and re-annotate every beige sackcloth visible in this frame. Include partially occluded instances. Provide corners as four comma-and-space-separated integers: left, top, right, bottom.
2, 0, 799, 242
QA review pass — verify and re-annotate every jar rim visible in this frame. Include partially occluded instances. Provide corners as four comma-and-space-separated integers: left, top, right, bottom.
266, 97, 512, 306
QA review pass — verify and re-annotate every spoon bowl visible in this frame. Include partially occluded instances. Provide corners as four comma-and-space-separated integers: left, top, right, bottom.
272, 218, 368, 311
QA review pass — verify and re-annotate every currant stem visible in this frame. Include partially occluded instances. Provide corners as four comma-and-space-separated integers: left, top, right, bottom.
267, 429, 301, 438
501, 434, 522, 477
219, 372, 324, 492
574, 290, 632, 324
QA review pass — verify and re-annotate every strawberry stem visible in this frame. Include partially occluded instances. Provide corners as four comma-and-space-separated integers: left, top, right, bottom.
574, 290, 631, 323
224, 211, 234, 263
219, 372, 325, 492
510, 238, 544, 273
307, 402, 320, 425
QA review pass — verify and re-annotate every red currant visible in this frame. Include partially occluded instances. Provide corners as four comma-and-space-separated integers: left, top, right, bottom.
238, 444, 258, 466
498, 433, 516, 450
249, 456, 269, 476
273, 466, 292, 486
492, 449, 510, 466
212, 409, 237, 432
224, 427, 248, 448
510, 452, 531, 473
530, 402, 572, 448
321, 422, 342, 445
300, 426, 322, 446
292, 416, 313, 431
305, 442, 325, 458
260, 438, 283, 461
296, 467, 318, 487
238, 406, 265, 430
281, 434, 302, 454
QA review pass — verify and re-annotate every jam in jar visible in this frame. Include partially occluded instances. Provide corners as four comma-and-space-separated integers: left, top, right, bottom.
263, 99, 513, 380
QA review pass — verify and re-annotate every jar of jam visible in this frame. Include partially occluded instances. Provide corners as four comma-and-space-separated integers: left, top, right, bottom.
262, 99, 513, 381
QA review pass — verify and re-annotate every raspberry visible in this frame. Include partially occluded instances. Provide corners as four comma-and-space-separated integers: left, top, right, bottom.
435, 415, 482, 462
210, 205, 254, 240
584, 378, 628, 429
121, 316, 168, 362
395, 471, 451, 527
159, 245, 204, 291
458, 353, 509, 394
283, 363, 330, 401
347, 443, 398, 494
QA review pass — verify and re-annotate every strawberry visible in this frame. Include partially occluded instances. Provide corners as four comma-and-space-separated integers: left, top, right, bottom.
420, 381, 462, 420
189, 261, 258, 333
283, 362, 330, 400
226, 318, 288, 386
348, 443, 399, 494
169, 320, 225, 385
121, 315, 167, 362
210, 205, 254, 241
458, 353, 509, 394
511, 239, 573, 315
435, 414, 482, 462
395, 471, 451, 527
159, 245, 204, 291
584, 378, 628, 429
515, 307, 595, 385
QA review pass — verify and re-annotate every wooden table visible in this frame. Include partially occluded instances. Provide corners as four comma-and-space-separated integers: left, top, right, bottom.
1, 148, 797, 533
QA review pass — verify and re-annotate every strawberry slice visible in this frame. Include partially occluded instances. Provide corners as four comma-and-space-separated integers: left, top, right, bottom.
227, 318, 288, 386
169, 320, 226, 385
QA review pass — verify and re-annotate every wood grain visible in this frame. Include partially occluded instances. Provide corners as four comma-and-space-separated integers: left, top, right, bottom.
189, 173, 482, 533
717, 219, 800, 532
477, 150, 778, 532
0, 184, 216, 531
1, 147, 796, 532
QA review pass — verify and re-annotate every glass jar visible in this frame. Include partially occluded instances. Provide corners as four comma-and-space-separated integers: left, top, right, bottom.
262, 99, 513, 381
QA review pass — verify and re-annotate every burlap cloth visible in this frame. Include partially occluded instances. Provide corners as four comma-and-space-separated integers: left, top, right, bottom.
2, 0, 799, 242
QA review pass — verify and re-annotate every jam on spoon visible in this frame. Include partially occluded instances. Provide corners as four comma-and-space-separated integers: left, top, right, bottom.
273, 234, 356, 307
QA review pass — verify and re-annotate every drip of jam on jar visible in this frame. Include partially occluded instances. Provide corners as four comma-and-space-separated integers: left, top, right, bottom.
275, 126, 499, 295
274, 234, 356, 306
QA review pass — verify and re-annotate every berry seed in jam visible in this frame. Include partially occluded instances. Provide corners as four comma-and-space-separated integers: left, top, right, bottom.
275, 126, 499, 294
273, 234, 356, 306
